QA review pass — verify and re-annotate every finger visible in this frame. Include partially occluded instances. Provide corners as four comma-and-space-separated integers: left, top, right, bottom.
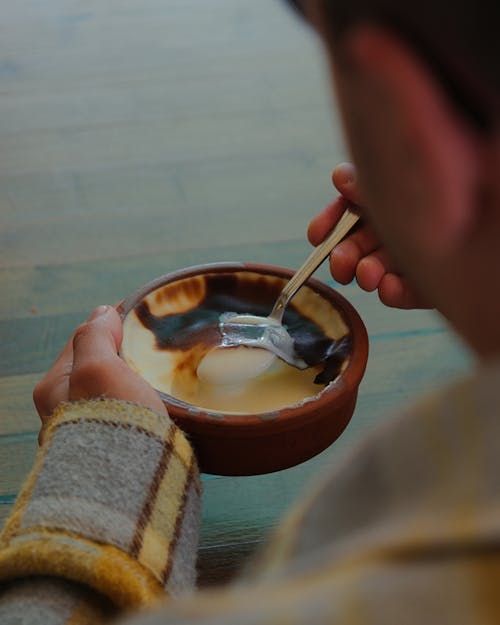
70, 307, 167, 414
72, 306, 123, 369
356, 249, 399, 292
38, 305, 113, 390
33, 329, 76, 420
33, 306, 114, 420
69, 305, 124, 401
74, 357, 168, 415
331, 162, 366, 207
329, 225, 380, 284
308, 196, 350, 246
378, 274, 429, 309
34, 374, 71, 423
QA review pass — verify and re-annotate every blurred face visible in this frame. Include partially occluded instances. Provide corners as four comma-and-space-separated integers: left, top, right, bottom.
295, 0, 482, 318
324, 36, 441, 294
290, 0, 500, 359
296, 6, 421, 261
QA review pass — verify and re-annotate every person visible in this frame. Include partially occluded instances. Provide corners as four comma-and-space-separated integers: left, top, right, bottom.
1, 0, 500, 622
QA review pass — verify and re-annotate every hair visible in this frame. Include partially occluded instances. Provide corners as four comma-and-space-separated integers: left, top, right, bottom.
289, 0, 500, 131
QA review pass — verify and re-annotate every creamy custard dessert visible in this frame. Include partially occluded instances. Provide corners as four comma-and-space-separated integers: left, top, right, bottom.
121, 270, 351, 414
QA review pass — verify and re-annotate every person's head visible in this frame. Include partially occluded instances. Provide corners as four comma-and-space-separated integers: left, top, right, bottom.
289, 0, 500, 360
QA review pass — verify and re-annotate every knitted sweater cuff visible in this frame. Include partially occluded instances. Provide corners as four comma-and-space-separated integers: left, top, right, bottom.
0, 399, 201, 609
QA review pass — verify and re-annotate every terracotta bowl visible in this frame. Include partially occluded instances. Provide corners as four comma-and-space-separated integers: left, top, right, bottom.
118, 262, 368, 476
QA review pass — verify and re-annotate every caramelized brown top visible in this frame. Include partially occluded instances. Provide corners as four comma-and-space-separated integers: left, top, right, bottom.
133, 273, 351, 385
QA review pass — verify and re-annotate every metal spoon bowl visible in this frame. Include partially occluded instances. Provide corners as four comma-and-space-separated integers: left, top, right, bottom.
218, 208, 359, 368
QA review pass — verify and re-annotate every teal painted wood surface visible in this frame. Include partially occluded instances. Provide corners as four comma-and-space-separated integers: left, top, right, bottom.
0, 0, 471, 586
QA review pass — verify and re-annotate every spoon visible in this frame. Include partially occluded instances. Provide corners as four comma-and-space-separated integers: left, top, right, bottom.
212, 208, 360, 373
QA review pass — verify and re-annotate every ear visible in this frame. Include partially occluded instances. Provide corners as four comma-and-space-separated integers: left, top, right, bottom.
327, 25, 482, 259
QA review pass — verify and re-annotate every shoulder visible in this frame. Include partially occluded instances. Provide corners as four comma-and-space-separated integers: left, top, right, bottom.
253, 360, 500, 578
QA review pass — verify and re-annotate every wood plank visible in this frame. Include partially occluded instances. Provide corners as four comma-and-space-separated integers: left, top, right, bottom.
1, 312, 85, 377
0, 438, 38, 503
0, 286, 456, 378
0, 374, 42, 434
0, 107, 339, 178
2, 240, 320, 320
0, 0, 344, 273
1, 236, 446, 337
1, 238, 323, 320
0, 150, 341, 267
0, 1, 317, 96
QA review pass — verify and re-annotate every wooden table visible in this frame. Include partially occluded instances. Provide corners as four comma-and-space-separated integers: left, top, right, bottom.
0, 0, 470, 586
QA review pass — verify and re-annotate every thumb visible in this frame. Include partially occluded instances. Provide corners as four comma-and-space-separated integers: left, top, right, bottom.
72, 305, 123, 368
69, 305, 167, 414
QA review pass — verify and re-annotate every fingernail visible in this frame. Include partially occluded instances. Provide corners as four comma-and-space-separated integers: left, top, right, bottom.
88, 305, 109, 321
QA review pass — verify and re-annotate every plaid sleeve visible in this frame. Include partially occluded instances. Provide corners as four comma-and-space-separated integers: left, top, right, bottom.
0, 398, 201, 613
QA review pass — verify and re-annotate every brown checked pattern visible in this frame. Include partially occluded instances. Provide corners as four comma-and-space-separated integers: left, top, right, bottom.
0, 399, 201, 609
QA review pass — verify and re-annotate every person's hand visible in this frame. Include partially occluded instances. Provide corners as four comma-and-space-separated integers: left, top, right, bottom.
33, 305, 167, 443
308, 163, 429, 309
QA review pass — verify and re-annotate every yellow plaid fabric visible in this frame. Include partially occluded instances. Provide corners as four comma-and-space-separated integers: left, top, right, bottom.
0, 399, 201, 611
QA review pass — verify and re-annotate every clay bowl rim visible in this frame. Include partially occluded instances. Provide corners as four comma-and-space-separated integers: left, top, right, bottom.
117, 262, 369, 436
